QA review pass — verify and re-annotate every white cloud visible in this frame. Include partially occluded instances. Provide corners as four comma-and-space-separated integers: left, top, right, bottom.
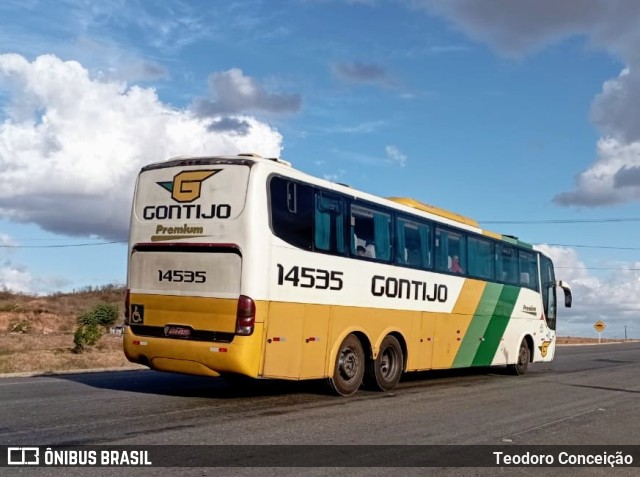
385, 145, 407, 167
554, 137, 640, 206
537, 244, 640, 337
0, 54, 283, 240
410, 0, 640, 207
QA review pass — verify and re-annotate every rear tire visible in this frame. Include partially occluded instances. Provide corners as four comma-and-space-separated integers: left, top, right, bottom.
508, 340, 530, 375
328, 334, 365, 396
365, 335, 403, 392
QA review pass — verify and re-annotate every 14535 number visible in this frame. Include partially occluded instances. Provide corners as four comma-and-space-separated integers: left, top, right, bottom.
276, 264, 343, 290
158, 269, 206, 283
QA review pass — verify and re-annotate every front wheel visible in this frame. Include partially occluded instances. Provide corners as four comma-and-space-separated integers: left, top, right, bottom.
365, 335, 403, 392
508, 339, 530, 375
328, 334, 365, 396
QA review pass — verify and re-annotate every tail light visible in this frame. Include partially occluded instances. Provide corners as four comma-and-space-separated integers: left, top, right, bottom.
124, 289, 130, 325
235, 295, 255, 336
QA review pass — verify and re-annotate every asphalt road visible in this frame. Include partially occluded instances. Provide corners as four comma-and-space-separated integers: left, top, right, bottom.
1, 342, 639, 476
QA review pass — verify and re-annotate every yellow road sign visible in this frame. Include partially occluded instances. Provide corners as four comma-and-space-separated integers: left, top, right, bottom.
594, 320, 606, 333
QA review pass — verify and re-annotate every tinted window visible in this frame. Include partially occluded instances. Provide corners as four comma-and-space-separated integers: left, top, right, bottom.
270, 177, 313, 249
518, 250, 539, 289
315, 193, 346, 254
468, 236, 494, 280
396, 218, 432, 269
435, 228, 466, 274
496, 244, 518, 284
350, 203, 392, 261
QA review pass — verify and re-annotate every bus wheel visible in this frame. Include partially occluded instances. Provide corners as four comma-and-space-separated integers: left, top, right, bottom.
508, 340, 530, 376
365, 335, 403, 392
329, 334, 365, 396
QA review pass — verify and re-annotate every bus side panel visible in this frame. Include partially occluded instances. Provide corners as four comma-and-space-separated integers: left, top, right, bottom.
299, 304, 331, 378
451, 282, 503, 368
262, 301, 305, 379
431, 279, 486, 369
494, 288, 555, 365
471, 285, 520, 366
260, 302, 332, 379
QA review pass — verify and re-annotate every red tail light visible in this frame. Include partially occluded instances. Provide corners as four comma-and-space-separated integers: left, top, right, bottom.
236, 295, 255, 336
124, 289, 131, 325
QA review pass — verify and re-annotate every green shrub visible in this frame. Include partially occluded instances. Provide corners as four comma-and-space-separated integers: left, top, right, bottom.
73, 302, 120, 353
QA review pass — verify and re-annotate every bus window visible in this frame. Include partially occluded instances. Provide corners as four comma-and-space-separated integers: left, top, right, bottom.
467, 236, 494, 280
315, 193, 346, 254
518, 250, 539, 289
435, 228, 466, 274
396, 218, 431, 269
350, 203, 391, 261
269, 177, 313, 250
497, 244, 518, 284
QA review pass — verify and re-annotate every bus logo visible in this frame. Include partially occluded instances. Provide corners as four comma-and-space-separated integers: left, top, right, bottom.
157, 170, 221, 203
539, 340, 551, 357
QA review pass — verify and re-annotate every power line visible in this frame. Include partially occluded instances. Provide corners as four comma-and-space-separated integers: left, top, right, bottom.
481, 218, 640, 224
546, 243, 640, 251
0, 240, 126, 248
556, 266, 640, 271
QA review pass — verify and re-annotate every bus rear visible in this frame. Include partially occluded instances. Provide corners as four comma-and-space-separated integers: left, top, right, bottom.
123, 156, 266, 378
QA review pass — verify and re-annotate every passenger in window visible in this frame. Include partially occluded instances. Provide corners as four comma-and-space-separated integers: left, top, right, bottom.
364, 242, 376, 258
356, 245, 367, 257
450, 255, 464, 274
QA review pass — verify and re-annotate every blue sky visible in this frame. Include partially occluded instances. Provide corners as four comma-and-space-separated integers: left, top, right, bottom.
1, 0, 640, 338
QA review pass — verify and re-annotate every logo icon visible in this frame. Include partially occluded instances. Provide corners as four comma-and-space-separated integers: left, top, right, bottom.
8, 447, 39, 465
157, 169, 221, 203
539, 340, 552, 357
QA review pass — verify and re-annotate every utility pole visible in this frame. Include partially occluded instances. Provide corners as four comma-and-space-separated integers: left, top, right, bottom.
624, 325, 628, 340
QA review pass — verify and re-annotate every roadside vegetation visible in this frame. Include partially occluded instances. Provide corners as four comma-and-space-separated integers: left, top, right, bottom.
0, 285, 136, 374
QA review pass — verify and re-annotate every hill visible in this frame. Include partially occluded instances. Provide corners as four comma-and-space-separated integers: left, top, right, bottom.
0, 285, 134, 374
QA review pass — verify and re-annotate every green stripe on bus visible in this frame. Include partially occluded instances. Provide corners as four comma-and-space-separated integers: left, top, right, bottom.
471, 285, 521, 366
452, 283, 503, 368
501, 235, 518, 245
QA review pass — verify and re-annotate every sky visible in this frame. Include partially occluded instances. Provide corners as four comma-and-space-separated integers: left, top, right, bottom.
1, 0, 639, 338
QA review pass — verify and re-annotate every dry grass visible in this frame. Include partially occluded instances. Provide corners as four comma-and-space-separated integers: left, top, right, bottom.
0, 334, 134, 374
0, 285, 137, 374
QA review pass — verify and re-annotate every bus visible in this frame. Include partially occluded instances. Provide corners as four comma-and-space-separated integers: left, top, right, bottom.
123, 153, 572, 396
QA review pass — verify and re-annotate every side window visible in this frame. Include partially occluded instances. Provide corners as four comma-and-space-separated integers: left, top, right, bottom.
396, 218, 432, 269
496, 244, 518, 284
350, 203, 392, 261
435, 228, 466, 274
315, 193, 346, 254
467, 236, 494, 280
518, 250, 539, 289
269, 177, 313, 250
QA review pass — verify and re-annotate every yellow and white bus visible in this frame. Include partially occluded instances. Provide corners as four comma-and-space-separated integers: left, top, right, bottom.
123, 153, 572, 395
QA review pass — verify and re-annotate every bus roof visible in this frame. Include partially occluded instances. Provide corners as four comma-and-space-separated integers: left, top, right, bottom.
140, 153, 535, 251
